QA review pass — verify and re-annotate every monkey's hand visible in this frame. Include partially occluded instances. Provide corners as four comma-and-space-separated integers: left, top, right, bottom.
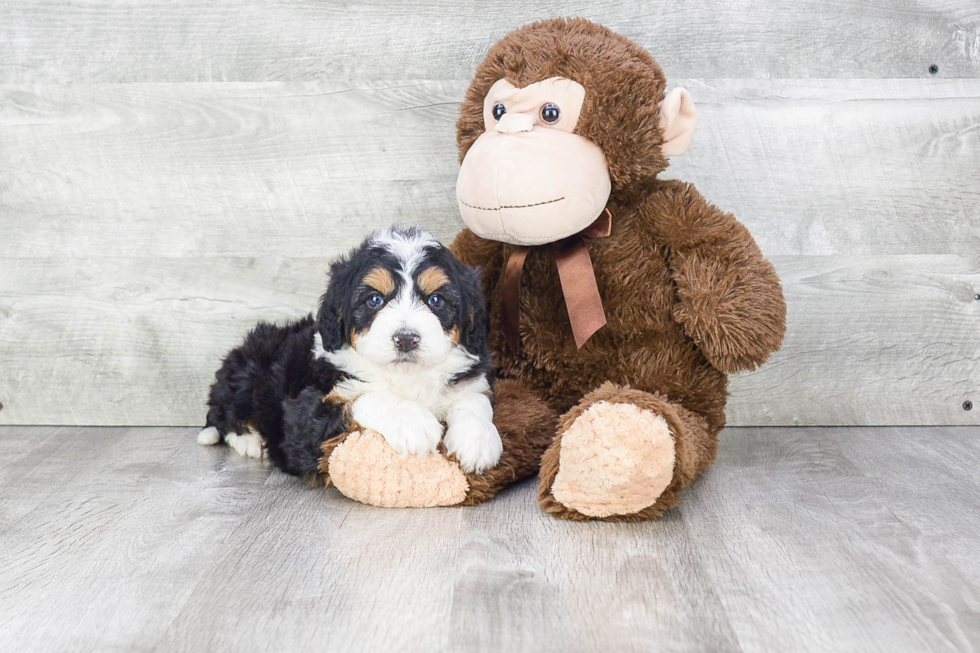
658, 183, 786, 373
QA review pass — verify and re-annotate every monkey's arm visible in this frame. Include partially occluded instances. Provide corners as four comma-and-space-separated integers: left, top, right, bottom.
653, 182, 786, 374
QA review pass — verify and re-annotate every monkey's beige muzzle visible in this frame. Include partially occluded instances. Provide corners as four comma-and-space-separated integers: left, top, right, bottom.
455, 127, 611, 247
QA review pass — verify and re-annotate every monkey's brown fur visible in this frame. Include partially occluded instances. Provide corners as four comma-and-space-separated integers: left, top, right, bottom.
450, 19, 786, 520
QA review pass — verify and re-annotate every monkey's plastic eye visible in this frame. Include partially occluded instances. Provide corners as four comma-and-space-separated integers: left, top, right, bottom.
540, 102, 561, 124
427, 294, 445, 309
492, 103, 507, 121
366, 293, 384, 308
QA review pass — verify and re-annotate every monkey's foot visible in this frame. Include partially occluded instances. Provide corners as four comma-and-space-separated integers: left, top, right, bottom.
542, 399, 676, 520
324, 430, 469, 508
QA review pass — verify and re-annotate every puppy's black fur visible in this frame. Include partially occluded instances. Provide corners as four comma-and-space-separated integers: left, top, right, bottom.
204, 316, 343, 476
202, 228, 493, 478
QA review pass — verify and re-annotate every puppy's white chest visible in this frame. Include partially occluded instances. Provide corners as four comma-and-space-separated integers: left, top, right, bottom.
317, 336, 479, 419
373, 366, 455, 415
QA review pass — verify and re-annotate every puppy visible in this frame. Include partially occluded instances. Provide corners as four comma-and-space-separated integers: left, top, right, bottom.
197, 226, 502, 477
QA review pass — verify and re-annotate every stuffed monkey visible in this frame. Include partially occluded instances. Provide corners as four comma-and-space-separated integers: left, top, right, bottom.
449, 18, 787, 520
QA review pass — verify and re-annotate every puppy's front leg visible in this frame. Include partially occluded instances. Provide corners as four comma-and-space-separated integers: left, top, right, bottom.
351, 392, 443, 457
444, 385, 502, 474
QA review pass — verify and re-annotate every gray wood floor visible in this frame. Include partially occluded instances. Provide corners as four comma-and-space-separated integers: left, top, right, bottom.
2, 427, 978, 652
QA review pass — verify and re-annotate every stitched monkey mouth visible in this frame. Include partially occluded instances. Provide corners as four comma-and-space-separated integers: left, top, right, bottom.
459, 197, 565, 211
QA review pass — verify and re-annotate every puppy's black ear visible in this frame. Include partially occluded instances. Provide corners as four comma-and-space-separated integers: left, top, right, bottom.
317, 262, 348, 351
457, 264, 491, 357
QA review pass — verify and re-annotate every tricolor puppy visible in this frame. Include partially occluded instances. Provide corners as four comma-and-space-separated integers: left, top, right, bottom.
198, 227, 502, 476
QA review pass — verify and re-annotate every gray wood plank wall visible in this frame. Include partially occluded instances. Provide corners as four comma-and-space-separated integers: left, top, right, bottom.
1, 2, 978, 426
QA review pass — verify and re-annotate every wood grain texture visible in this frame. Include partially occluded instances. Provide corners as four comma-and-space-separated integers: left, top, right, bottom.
668, 78, 980, 257
0, 427, 273, 651
159, 476, 461, 652
3, 11, 979, 428
0, 256, 325, 426
1, 1, 978, 83
449, 486, 742, 652
727, 254, 980, 426
829, 425, 980, 594
2, 79, 978, 260
0, 81, 466, 260
682, 426, 980, 651
1, 425, 978, 651
1, 254, 976, 427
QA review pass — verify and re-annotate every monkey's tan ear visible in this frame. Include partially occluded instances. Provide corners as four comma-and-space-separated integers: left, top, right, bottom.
658, 88, 697, 156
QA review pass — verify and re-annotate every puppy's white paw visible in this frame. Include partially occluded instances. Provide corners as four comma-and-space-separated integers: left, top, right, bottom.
225, 431, 266, 459
377, 402, 444, 457
197, 426, 221, 446
445, 417, 502, 474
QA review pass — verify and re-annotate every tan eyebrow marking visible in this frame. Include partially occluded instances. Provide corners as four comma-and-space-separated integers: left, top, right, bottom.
418, 266, 450, 296
363, 267, 395, 295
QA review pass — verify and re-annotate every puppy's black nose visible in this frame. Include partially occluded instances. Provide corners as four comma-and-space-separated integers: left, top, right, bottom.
393, 329, 421, 353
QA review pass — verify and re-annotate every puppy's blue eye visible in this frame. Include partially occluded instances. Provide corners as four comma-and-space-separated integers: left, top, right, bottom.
492, 103, 506, 121
366, 293, 384, 308
427, 294, 444, 309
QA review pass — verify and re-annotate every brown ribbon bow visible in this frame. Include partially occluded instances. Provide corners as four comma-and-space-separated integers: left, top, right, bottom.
501, 209, 613, 351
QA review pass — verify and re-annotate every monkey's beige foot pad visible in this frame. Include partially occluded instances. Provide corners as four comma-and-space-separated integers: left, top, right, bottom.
324, 430, 469, 508
550, 401, 675, 518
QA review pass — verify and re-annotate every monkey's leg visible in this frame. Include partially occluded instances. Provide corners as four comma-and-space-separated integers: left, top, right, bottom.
538, 382, 718, 521
318, 378, 557, 508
